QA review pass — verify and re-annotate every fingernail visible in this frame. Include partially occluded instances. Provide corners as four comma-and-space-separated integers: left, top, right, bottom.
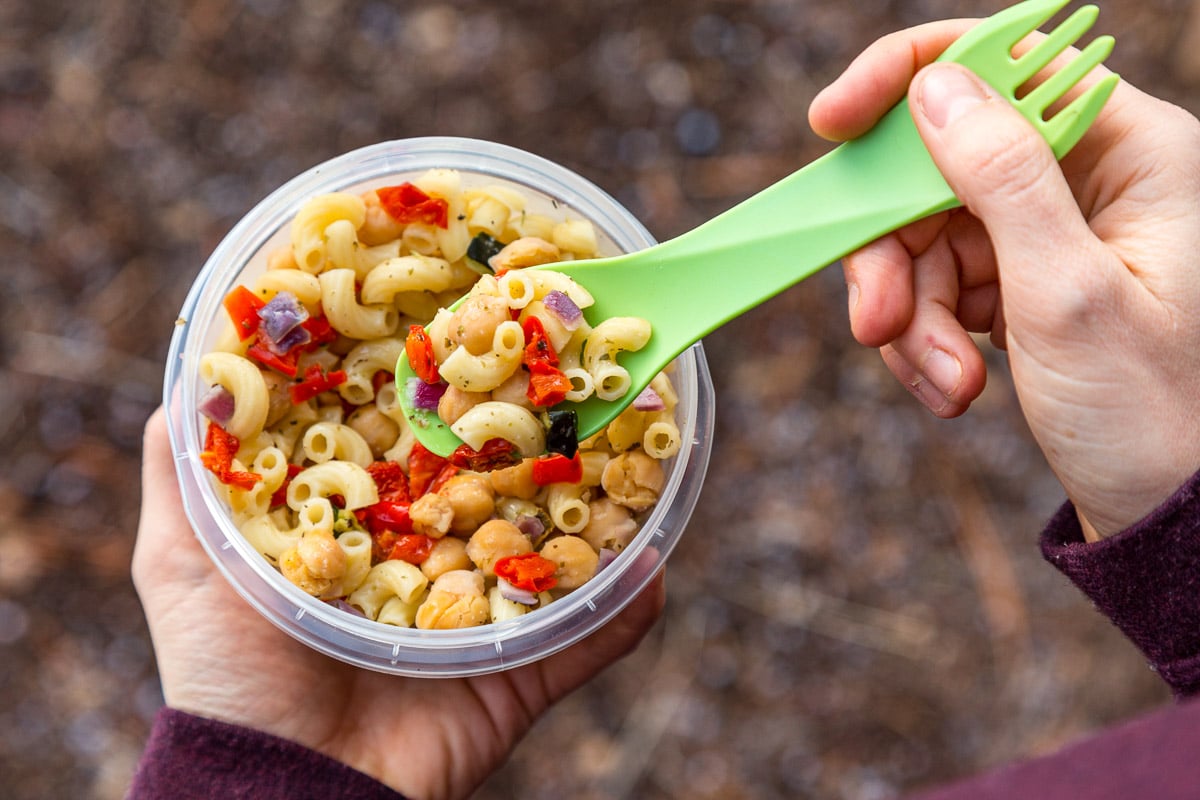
919, 66, 988, 128
912, 376, 949, 413
847, 282, 860, 315
920, 348, 962, 398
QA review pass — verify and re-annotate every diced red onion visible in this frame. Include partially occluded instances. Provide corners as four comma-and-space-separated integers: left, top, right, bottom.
258, 291, 309, 352
497, 577, 539, 605
543, 290, 583, 330
515, 514, 545, 540
407, 377, 447, 411
198, 384, 236, 426
597, 547, 619, 571
268, 324, 311, 355
632, 386, 665, 411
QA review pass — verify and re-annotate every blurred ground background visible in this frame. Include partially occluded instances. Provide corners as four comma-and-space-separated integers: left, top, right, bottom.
3, 0, 1199, 797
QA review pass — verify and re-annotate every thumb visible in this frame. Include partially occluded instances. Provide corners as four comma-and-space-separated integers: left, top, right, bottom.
909, 62, 1104, 306
133, 408, 212, 595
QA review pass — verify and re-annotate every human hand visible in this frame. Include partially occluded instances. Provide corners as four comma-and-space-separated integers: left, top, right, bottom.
809, 19, 1200, 538
132, 407, 664, 800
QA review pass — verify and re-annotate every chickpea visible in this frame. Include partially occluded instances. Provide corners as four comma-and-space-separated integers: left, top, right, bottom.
437, 385, 489, 426
580, 498, 640, 553
358, 189, 405, 246
346, 405, 400, 459
410, 492, 453, 538
490, 459, 539, 500
447, 294, 509, 356
421, 536, 473, 581
431, 569, 484, 596
297, 528, 346, 579
540, 535, 599, 591
440, 473, 495, 536
279, 529, 346, 596
489, 236, 560, 272
466, 519, 532, 576
279, 547, 331, 596
274, 546, 324, 597
415, 570, 490, 629
601, 450, 665, 512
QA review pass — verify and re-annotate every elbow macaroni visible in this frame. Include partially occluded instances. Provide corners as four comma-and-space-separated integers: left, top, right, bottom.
199, 352, 269, 442
451, 401, 546, 457
292, 192, 367, 274
319, 268, 400, 340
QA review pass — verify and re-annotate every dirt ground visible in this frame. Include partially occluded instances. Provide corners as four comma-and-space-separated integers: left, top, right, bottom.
3, 0, 1199, 797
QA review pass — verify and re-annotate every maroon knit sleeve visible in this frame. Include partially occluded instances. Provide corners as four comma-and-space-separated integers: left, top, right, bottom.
128, 707, 409, 800
1040, 468, 1200, 697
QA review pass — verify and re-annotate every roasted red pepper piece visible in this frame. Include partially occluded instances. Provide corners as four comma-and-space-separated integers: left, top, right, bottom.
449, 438, 521, 472
199, 422, 262, 491
405, 324, 440, 384
289, 364, 348, 404
531, 452, 583, 485
494, 552, 558, 592
408, 442, 449, 496
366, 460, 411, 504
360, 501, 436, 565
386, 533, 434, 565
521, 316, 559, 367
361, 500, 413, 535
223, 285, 266, 341
520, 317, 569, 406
376, 183, 450, 228
369, 528, 399, 562
369, 528, 434, 565
526, 360, 572, 407
246, 340, 300, 378
427, 462, 460, 495
300, 314, 338, 349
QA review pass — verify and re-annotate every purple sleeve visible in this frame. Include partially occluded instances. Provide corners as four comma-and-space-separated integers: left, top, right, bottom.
128, 707, 409, 800
1040, 468, 1200, 697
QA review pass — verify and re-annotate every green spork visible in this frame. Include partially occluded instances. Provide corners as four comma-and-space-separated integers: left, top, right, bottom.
398, 0, 1119, 457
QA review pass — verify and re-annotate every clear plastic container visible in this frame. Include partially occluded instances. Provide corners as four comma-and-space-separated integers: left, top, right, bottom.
164, 137, 715, 677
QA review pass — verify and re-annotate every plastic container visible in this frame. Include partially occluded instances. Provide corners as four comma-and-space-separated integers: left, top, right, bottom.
164, 137, 715, 677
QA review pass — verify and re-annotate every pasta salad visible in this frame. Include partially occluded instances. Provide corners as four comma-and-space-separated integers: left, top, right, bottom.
195, 169, 681, 629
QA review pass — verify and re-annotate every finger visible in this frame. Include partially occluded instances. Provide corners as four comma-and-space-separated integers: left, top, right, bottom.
132, 408, 175, 587
883, 233, 987, 417
956, 281, 1000, 334
938, 198, 1003, 337
844, 213, 948, 347
843, 236, 914, 348
810, 19, 976, 141
908, 63, 1115, 331
132, 407, 210, 595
